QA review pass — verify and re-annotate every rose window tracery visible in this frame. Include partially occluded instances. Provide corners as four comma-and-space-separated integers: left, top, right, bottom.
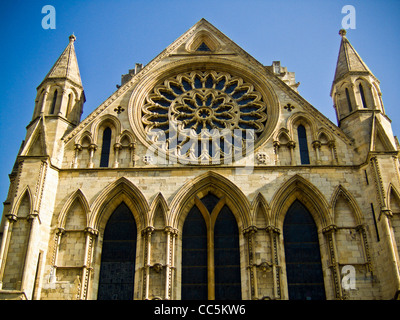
141, 70, 268, 162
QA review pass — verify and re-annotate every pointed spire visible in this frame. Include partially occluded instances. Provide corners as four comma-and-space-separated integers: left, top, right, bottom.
333, 29, 373, 84
40, 34, 82, 87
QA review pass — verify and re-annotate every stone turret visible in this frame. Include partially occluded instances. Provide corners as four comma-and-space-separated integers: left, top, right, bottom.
331, 29, 396, 160
22, 35, 85, 166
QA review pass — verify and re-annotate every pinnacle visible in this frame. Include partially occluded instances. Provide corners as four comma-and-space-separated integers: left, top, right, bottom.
69, 34, 76, 43
332, 29, 373, 85
339, 29, 347, 37
39, 33, 82, 88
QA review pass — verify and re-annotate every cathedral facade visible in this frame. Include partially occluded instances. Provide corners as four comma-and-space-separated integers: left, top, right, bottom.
0, 19, 399, 300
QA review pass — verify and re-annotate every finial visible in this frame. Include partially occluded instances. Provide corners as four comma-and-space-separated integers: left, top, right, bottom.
69, 33, 76, 43
339, 29, 347, 37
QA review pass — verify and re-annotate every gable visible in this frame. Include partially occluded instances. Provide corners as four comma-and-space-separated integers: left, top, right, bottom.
63, 19, 354, 168
21, 118, 48, 157
369, 114, 396, 152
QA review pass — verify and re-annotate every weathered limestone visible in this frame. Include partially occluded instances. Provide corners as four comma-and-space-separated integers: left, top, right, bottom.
0, 20, 399, 300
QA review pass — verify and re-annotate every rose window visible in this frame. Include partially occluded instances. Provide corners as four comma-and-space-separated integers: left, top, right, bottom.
141, 70, 268, 162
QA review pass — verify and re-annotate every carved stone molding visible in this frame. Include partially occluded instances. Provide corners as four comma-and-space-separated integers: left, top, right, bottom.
135, 68, 276, 164
150, 263, 164, 273
255, 261, 273, 273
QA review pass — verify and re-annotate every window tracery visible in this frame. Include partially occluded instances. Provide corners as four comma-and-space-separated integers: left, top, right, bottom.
141, 70, 268, 162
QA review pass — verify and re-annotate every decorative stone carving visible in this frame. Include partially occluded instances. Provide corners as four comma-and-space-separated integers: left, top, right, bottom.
141, 70, 268, 162
256, 152, 269, 164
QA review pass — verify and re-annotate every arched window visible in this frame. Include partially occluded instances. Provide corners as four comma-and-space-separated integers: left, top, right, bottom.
297, 125, 310, 165
66, 93, 73, 118
182, 205, 208, 299
283, 200, 325, 300
181, 193, 241, 300
214, 204, 241, 299
100, 127, 112, 167
359, 83, 367, 108
98, 202, 137, 300
345, 88, 352, 112
50, 90, 58, 114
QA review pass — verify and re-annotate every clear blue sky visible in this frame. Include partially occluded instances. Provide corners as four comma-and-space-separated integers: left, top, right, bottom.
0, 0, 399, 218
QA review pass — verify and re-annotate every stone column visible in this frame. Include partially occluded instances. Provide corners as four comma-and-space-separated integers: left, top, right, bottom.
243, 226, 257, 299
142, 226, 154, 300
73, 144, 82, 168
322, 225, 342, 299
88, 144, 97, 168
164, 226, 177, 300
0, 214, 17, 289
268, 226, 281, 299
273, 141, 280, 165
80, 227, 98, 300
20, 211, 40, 296
288, 141, 296, 166
312, 140, 321, 164
380, 209, 400, 295
49, 227, 65, 283
328, 140, 338, 164
356, 224, 373, 274
129, 142, 136, 167
58, 90, 68, 116
40, 86, 50, 115
113, 143, 121, 168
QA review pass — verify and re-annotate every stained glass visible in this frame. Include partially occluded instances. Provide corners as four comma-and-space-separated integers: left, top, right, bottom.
197, 42, 211, 52
283, 200, 325, 300
297, 125, 310, 165
214, 205, 241, 300
100, 127, 112, 167
181, 206, 208, 300
98, 202, 136, 300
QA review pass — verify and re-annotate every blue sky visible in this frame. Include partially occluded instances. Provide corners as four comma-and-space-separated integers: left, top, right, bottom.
0, 0, 399, 217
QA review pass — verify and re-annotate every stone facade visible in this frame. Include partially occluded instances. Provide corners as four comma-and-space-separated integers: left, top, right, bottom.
0, 20, 399, 300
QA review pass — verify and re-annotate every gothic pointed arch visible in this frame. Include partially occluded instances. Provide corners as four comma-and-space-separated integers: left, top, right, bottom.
283, 199, 326, 300
250, 192, 271, 227
116, 129, 136, 145
76, 130, 93, 147
387, 184, 400, 261
273, 127, 292, 145
270, 174, 332, 230
287, 112, 318, 142
20, 118, 48, 157
387, 184, 400, 212
330, 185, 363, 226
330, 185, 372, 280
317, 128, 333, 143
89, 177, 149, 230
278, 129, 292, 144
2, 186, 32, 290
336, 81, 355, 115
56, 190, 88, 270
91, 114, 122, 143
48, 86, 62, 114
97, 201, 137, 300
149, 192, 168, 228
175, 172, 244, 300
58, 189, 90, 229
11, 186, 33, 218
185, 29, 221, 53
170, 171, 251, 229
354, 76, 378, 111
371, 116, 396, 152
